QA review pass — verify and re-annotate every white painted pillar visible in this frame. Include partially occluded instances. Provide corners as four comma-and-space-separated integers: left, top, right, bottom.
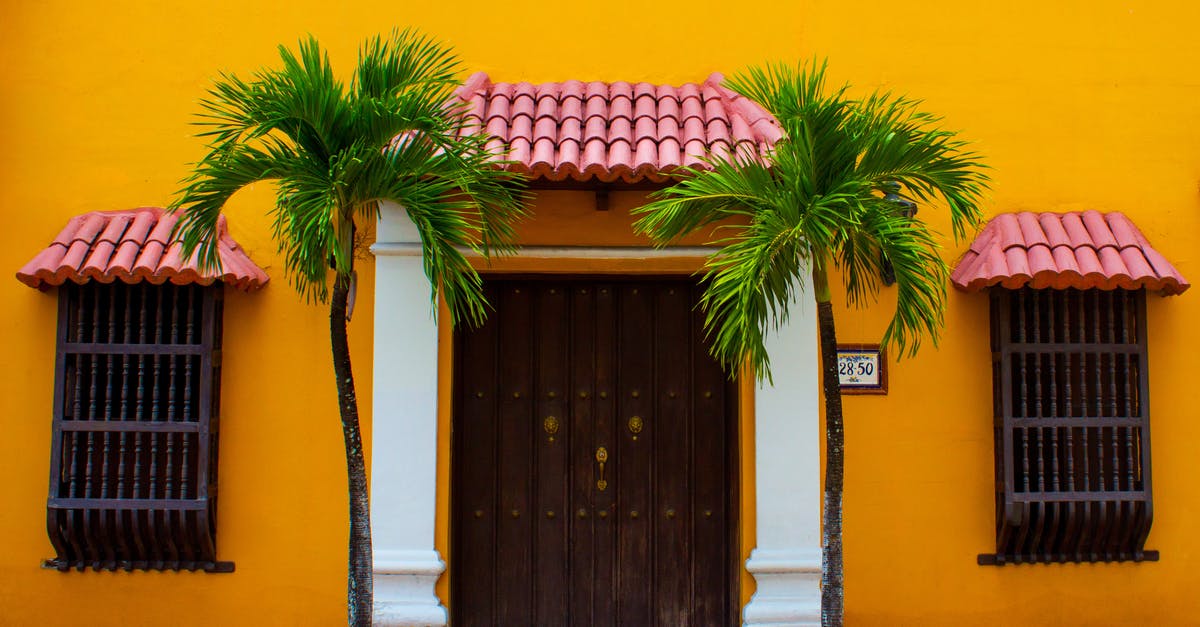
370, 202, 447, 626
743, 294, 822, 626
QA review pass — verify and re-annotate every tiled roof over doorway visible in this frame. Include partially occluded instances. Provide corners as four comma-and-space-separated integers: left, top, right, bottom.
950, 210, 1188, 295
16, 207, 269, 291
454, 72, 782, 183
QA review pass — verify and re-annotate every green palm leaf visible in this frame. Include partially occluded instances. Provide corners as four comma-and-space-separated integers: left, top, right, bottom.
172, 29, 527, 317
168, 31, 528, 626
633, 59, 989, 627
635, 59, 989, 377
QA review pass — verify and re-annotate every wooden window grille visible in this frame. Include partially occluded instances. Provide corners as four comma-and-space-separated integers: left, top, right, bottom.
980, 287, 1157, 565
45, 282, 232, 573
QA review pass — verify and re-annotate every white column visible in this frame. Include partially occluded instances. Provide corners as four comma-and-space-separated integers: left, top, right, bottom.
743, 294, 822, 626
370, 202, 447, 626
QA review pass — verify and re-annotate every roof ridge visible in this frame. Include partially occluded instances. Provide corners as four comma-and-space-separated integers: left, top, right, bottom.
454, 71, 492, 101
703, 72, 783, 145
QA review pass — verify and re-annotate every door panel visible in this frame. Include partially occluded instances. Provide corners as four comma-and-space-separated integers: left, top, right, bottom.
691, 296, 733, 626
653, 286, 691, 626
568, 284, 599, 623
494, 286, 533, 624
456, 296, 498, 621
533, 286, 569, 623
452, 279, 736, 627
615, 284, 653, 626
590, 283, 618, 625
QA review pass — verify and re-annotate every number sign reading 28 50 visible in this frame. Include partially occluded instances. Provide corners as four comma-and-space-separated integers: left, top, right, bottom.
835, 344, 887, 395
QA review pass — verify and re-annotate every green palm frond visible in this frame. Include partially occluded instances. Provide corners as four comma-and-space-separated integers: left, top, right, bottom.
171, 31, 528, 322
634, 59, 989, 379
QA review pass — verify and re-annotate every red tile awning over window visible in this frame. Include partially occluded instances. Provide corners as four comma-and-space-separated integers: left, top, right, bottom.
453, 72, 782, 183
951, 210, 1188, 295
16, 207, 269, 291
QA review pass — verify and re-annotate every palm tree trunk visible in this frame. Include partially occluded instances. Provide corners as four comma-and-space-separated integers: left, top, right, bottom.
813, 268, 845, 627
331, 274, 373, 626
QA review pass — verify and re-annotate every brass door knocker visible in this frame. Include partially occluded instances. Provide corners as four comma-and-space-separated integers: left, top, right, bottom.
595, 446, 608, 491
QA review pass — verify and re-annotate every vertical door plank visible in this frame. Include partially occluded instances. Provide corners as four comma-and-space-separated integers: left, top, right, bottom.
534, 284, 569, 625
691, 282, 732, 625
453, 282, 500, 625
592, 283, 618, 627
616, 283, 653, 627
653, 282, 692, 626
569, 284, 598, 625
495, 284, 534, 625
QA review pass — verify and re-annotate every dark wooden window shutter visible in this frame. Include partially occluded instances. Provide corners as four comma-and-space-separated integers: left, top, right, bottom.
45, 282, 232, 573
980, 288, 1156, 565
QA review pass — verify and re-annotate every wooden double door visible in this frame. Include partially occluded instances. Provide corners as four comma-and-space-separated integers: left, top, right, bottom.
451, 278, 738, 626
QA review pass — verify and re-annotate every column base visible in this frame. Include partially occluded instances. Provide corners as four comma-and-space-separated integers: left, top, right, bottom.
372, 549, 447, 626
743, 547, 822, 627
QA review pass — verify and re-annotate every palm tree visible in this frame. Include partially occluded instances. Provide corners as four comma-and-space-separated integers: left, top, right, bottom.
170, 31, 526, 626
633, 61, 988, 626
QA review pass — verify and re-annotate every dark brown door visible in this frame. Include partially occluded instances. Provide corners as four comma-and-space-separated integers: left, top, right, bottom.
452, 278, 738, 627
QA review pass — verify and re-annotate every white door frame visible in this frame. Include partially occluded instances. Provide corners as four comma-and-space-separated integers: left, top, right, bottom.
369, 202, 821, 625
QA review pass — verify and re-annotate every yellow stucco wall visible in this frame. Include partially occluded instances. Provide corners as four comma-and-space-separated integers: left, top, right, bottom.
3, 0, 1200, 624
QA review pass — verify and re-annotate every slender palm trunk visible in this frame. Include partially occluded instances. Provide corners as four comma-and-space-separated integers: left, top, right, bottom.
813, 268, 844, 627
331, 274, 373, 626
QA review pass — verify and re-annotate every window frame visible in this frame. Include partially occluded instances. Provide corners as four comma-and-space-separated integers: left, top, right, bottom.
979, 287, 1157, 566
44, 281, 232, 573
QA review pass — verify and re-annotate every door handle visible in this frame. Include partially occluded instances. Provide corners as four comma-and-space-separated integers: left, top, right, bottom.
596, 446, 608, 491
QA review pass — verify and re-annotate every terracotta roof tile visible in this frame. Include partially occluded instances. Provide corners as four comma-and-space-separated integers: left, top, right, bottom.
453, 72, 782, 183
951, 210, 1188, 295
17, 207, 269, 291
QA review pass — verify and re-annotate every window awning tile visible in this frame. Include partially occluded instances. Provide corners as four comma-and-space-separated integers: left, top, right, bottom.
449, 72, 782, 183
951, 210, 1188, 295
17, 207, 269, 291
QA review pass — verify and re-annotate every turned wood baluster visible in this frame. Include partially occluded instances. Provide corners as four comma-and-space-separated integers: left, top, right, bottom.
81, 287, 103, 566
112, 284, 134, 565
1033, 291, 1043, 416
165, 289, 179, 504
1033, 291, 1045, 492
1092, 291, 1106, 492
1048, 291, 1060, 492
1094, 290, 1108, 559
68, 289, 85, 498
129, 284, 149, 562
1063, 291, 1075, 491
1112, 310, 1137, 561
1031, 292, 1051, 559
145, 288, 167, 567
96, 288, 119, 567
181, 287, 195, 500
1070, 292, 1093, 561
1079, 291, 1090, 492
162, 289, 182, 565
1113, 309, 1142, 557
1106, 292, 1120, 492
149, 289, 164, 498
84, 288, 101, 498
1055, 291, 1078, 559
1017, 291, 1030, 492
1121, 291, 1135, 491
133, 285, 148, 499
101, 284, 117, 482
1107, 292, 1118, 419
117, 284, 132, 498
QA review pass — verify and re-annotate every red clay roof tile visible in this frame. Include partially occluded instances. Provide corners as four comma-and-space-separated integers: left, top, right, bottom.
454, 72, 781, 183
17, 207, 269, 291
951, 210, 1188, 295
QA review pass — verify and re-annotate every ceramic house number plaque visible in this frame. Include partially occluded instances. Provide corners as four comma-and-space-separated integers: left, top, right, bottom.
836, 344, 887, 395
